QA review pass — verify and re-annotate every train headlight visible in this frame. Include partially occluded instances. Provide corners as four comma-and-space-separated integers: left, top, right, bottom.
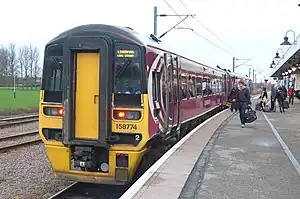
43, 107, 64, 117
113, 110, 141, 120
100, 163, 109, 172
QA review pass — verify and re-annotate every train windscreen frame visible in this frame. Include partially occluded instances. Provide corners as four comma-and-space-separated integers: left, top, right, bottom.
41, 43, 63, 103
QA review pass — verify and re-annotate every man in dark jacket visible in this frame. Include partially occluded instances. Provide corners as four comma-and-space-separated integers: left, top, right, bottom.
236, 80, 251, 128
270, 85, 276, 111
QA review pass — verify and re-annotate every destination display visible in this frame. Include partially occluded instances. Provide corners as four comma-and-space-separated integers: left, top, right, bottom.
116, 49, 138, 58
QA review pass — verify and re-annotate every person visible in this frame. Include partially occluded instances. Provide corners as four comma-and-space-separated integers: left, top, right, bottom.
259, 87, 268, 110
275, 87, 285, 113
282, 85, 288, 100
288, 84, 296, 105
236, 80, 251, 128
270, 85, 276, 112
229, 85, 238, 112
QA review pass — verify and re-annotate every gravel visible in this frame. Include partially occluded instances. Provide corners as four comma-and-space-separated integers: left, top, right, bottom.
0, 143, 74, 199
0, 122, 38, 138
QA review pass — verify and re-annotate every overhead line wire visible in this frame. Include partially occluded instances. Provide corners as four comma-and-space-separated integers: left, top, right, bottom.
179, 0, 237, 54
162, 0, 234, 56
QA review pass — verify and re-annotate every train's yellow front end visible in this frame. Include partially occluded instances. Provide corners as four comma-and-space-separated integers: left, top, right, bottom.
39, 28, 150, 185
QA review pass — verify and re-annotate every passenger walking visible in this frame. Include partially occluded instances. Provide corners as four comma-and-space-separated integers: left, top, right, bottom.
288, 84, 295, 105
275, 87, 285, 113
259, 87, 268, 109
270, 85, 276, 111
236, 80, 251, 128
229, 85, 238, 112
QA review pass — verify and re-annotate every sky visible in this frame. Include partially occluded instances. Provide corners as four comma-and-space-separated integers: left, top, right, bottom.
0, 0, 300, 82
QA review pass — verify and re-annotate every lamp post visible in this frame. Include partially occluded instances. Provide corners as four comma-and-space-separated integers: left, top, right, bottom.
153, 6, 195, 37
280, 30, 296, 45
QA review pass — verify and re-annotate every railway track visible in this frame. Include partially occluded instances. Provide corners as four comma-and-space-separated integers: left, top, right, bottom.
0, 130, 41, 152
0, 114, 39, 128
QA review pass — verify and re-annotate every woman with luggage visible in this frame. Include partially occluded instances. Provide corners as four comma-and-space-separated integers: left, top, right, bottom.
259, 87, 268, 110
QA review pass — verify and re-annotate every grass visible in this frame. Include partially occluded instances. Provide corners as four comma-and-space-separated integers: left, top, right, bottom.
0, 87, 40, 115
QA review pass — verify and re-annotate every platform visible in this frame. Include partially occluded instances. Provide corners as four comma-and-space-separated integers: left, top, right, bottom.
120, 103, 300, 199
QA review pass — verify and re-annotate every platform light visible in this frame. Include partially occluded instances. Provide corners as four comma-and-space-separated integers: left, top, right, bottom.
274, 52, 280, 59
288, 68, 292, 73
281, 36, 292, 45
292, 66, 297, 72
282, 72, 285, 76
285, 71, 288, 75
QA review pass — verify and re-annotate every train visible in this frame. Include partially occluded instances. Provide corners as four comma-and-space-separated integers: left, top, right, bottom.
39, 24, 249, 185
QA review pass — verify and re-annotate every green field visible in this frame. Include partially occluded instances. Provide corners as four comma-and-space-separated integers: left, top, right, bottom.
0, 87, 40, 112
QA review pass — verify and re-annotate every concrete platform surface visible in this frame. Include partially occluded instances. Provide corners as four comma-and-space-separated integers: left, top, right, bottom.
179, 104, 300, 199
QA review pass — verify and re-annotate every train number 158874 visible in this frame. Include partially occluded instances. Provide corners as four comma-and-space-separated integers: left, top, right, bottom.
115, 124, 137, 130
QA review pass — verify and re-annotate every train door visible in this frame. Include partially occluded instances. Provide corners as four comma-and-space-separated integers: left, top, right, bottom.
62, 37, 112, 146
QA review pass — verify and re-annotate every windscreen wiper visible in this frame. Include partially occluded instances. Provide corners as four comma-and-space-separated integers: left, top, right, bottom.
116, 59, 132, 77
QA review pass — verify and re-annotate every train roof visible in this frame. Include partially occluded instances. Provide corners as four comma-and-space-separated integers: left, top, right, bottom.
47, 24, 247, 78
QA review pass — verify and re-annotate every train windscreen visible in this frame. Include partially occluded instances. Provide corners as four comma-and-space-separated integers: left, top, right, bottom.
41, 44, 63, 103
114, 44, 141, 95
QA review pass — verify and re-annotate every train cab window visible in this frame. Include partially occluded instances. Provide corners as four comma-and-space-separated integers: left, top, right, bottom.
114, 44, 142, 95
41, 44, 63, 103
189, 76, 196, 98
196, 77, 202, 97
181, 75, 187, 99
42, 57, 63, 103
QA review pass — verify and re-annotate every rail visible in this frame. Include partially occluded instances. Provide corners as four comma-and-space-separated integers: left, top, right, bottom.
0, 114, 39, 128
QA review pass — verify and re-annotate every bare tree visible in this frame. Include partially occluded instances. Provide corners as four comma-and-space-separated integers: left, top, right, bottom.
33, 49, 40, 89
18, 45, 30, 89
0, 46, 9, 86
7, 43, 17, 88
28, 43, 40, 89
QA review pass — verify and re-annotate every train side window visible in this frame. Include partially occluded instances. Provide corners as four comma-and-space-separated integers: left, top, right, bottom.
188, 75, 196, 98
181, 75, 187, 99
216, 79, 220, 93
221, 79, 225, 92
212, 79, 216, 94
196, 77, 202, 97
202, 78, 207, 96
206, 79, 212, 95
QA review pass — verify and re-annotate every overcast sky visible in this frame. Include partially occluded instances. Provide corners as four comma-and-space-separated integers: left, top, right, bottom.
1, 0, 299, 81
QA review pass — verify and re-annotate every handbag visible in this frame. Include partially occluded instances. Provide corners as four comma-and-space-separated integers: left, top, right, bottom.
244, 107, 257, 123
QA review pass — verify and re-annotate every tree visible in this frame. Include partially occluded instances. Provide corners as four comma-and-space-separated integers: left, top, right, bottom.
7, 43, 17, 97
18, 45, 30, 88
28, 43, 40, 89
0, 46, 9, 86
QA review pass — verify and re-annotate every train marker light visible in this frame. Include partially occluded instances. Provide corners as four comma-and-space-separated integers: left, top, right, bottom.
118, 111, 126, 119
58, 108, 64, 116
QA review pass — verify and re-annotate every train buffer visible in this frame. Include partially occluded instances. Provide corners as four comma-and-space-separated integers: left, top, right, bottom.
120, 103, 300, 199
